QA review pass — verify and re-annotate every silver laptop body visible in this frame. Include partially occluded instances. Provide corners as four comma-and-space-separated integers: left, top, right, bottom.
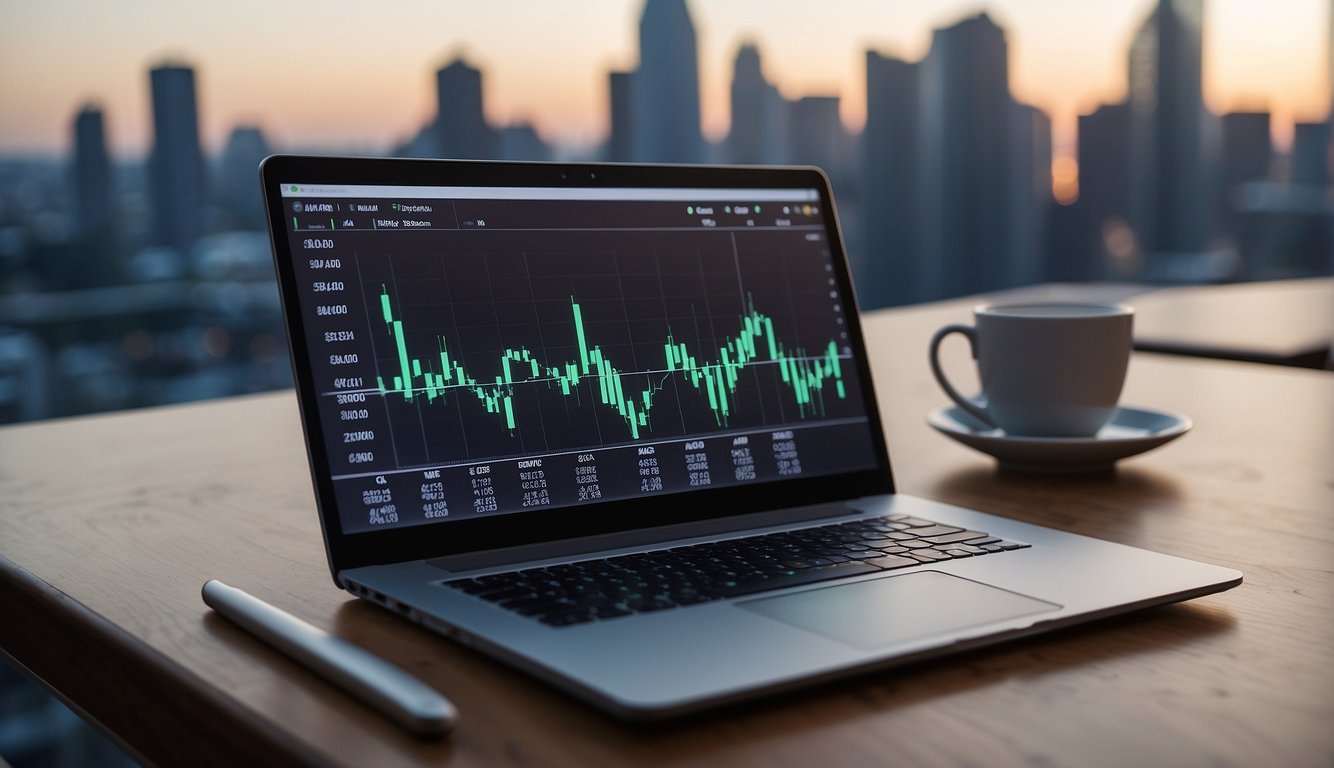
261, 156, 1241, 720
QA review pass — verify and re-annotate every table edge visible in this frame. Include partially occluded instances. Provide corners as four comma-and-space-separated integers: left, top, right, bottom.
0, 553, 332, 768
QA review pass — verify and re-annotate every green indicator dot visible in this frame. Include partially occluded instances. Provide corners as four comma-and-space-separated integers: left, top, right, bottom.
686, 206, 694, 215
754, 205, 761, 213
289, 185, 298, 192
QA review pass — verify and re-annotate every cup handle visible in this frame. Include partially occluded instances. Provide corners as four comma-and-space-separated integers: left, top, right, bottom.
929, 324, 996, 428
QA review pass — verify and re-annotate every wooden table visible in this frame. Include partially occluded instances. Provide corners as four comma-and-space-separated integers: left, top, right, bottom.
2, 298, 1332, 768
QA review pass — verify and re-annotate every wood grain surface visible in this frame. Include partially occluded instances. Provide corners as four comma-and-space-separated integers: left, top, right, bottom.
1, 297, 1331, 768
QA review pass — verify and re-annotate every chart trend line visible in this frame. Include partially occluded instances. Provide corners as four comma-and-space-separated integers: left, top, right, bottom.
374, 285, 847, 439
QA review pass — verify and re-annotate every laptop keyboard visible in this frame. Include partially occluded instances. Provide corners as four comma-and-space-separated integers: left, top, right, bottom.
442, 514, 1030, 627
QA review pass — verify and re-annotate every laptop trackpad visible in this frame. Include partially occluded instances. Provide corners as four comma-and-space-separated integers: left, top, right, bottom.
738, 571, 1061, 651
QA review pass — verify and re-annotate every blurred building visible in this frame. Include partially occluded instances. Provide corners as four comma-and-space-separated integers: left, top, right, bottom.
1127, 0, 1209, 265
1285, 121, 1332, 275
218, 125, 272, 229
1227, 121, 1332, 279
148, 63, 207, 257
916, 13, 1019, 299
1292, 121, 1332, 187
606, 70, 634, 162
435, 57, 492, 159
1063, 102, 1132, 281
787, 96, 849, 182
1008, 102, 1052, 288
1219, 112, 1272, 229
860, 52, 919, 308
632, 0, 704, 163
727, 43, 787, 165
71, 105, 114, 240
859, 15, 1049, 305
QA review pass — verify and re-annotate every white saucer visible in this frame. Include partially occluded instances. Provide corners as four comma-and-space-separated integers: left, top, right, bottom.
926, 404, 1192, 473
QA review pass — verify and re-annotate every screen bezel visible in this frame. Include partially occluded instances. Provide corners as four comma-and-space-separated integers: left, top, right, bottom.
259, 155, 895, 582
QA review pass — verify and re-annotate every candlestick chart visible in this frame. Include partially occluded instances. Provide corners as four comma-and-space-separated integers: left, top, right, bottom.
375, 285, 847, 441
349, 245, 862, 468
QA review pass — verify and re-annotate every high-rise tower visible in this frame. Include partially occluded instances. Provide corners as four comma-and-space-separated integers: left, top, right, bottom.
916, 13, 1015, 299
1068, 102, 1133, 280
436, 58, 491, 159
72, 105, 114, 239
219, 126, 272, 228
860, 52, 919, 307
632, 0, 704, 163
148, 63, 207, 255
727, 43, 786, 165
787, 96, 847, 175
1127, 0, 1208, 262
607, 70, 634, 162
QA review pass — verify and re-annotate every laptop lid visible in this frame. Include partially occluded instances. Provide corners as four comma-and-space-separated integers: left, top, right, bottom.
260, 156, 893, 581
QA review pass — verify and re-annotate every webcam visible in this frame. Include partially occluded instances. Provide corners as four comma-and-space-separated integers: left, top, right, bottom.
558, 167, 602, 182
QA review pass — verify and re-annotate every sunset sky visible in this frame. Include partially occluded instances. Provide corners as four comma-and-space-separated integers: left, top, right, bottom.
0, 0, 1329, 161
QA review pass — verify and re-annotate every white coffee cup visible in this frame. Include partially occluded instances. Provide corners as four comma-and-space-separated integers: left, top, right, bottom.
929, 303, 1134, 437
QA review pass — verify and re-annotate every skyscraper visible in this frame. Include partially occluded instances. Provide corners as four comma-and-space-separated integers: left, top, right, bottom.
1127, 0, 1208, 263
1066, 102, 1132, 280
1292, 121, 1332, 187
607, 70, 634, 162
916, 13, 1014, 299
1008, 103, 1052, 287
148, 63, 207, 255
787, 96, 847, 177
860, 52, 919, 308
71, 105, 114, 240
436, 58, 492, 159
219, 126, 272, 228
1218, 112, 1271, 227
632, 0, 703, 163
727, 43, 787, 165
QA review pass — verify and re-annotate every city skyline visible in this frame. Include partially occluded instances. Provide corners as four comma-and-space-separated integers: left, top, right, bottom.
1, 0, 1328, 429
1, 0, 1329, 160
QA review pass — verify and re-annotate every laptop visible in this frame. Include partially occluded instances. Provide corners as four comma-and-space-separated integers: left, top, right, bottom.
260, 155, 1241, 721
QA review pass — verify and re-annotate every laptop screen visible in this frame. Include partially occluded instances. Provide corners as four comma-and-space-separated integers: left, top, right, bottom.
266, 161, 888, 558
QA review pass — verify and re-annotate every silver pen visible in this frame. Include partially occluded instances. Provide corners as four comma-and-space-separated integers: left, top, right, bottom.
202, 579, 458, 737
